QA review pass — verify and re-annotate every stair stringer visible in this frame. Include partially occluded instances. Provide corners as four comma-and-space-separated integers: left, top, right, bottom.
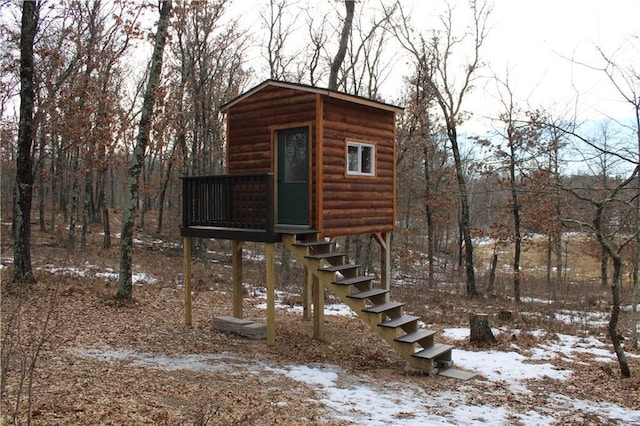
282, 234, 451, 373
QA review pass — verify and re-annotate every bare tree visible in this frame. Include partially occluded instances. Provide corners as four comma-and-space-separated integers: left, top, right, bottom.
594, 42, 640, 350
342, 1, 397, 98
539, 99, 637, 379
117, 0, 172, 300
13, 0, 38, 284
396, 64, 455, 287
328, 0, 355, 90
171, 0, 246, 176
303, 8, 329, 86
572, 37, 640, 350
559, 168, 635, 378
392, 0, 492, 297
491, 72, 547, 303
261, 0, 302, 81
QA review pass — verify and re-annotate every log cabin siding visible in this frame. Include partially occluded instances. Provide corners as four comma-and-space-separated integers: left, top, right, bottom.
226, 86, 316, 175
319, 97, 396, 237
222, 81, 399, 237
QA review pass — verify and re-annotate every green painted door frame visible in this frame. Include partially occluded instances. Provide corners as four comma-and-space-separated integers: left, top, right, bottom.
276, 127, 309, 226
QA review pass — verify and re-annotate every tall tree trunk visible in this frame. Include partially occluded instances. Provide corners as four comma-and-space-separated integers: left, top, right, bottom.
633, 182, 639, 349
508, 130, 522, 303
608, 255, 631, 377
555, 231, 563, 298
553, 144, 563, 294
98, 164, 110, 248
448, 123, 477, 296
631, 234, 638, 349
49, 134, 57, 232
546, 235, 552, 290
117, 0, 172, 299
68, 147, 80, 247
457, 213, 463, 270
595, 207, 631, 377
58, 142, 68, 223
156, 157, 173, 234
109, 166, 116, 209
601, 248, 609, 287
102, 206, 111, 249
37, 131, 46, 231
13, 0, 38, 283
488, 251, 498, 293
81, 163, 93, 248
423, 144, 435, 287
328, 0, 355, 90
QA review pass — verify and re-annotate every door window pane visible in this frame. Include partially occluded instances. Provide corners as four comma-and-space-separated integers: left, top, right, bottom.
284, 133, 307, 183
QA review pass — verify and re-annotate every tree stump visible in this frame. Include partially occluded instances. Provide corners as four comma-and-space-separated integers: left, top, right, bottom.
469, 313, 496, 344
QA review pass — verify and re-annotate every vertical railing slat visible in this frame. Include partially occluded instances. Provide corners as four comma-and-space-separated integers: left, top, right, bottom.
181, 173, 274, 233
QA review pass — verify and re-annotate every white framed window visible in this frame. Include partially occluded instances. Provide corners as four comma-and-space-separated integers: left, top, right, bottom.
346, 141, 375, 176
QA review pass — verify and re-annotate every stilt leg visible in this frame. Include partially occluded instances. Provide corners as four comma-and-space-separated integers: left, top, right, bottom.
183, 236, 192, 326
312, 274, 324, 340
375, 232, 392, 302
266, 243, 276, 346
232, 240, 244, 318
303, 266, 312, 319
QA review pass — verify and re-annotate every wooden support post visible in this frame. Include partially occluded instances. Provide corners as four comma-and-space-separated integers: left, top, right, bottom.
312, 274, 324, 340
374, 232, 392, 299
232, 240, 244, 319
266, 243, 276, 346
303, 266, 312, 319
183, 236, 192, 327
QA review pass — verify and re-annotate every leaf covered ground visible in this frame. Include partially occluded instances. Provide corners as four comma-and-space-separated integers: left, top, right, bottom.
1, 230, 639, 425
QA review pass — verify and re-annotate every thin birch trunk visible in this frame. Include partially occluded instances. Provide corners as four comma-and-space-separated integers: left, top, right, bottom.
117, 0, 172, 299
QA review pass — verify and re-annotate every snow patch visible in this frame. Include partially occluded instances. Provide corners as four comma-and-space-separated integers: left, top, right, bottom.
70, 346, 640, 425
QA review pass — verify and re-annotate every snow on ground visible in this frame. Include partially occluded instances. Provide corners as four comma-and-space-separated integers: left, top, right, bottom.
7, 253, 639, 423
72, 345, 640, 425
255, 300, 355, 317
33, 263, 159, 285
69, 284, 640, 424
251, 285, 356, 317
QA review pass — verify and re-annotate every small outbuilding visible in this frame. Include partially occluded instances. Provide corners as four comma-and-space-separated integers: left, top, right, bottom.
181, 79, 402, 242
180, 80, 454, 374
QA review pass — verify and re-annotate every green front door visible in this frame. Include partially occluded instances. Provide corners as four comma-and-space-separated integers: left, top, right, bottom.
277, 127, 309, 226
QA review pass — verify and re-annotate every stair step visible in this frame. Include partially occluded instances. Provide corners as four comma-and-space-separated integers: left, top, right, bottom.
363, 301, 404, 314
333, 276, 374, 286
305, 252, 346, 260
395, 329, 436, 343
347, 288, 389, 300
294, 240, 334, 248
378, 314, 420, 328
413, 343, 454, 360
319, 263, 360, 273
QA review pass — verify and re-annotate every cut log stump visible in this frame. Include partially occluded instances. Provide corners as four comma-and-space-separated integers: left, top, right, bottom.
469, 313, 496, 345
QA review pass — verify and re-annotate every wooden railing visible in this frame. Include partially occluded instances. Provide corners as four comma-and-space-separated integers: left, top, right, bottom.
181, 173, 275, 240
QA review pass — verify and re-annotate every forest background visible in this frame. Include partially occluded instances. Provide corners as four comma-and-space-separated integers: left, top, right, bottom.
1, 0, 638, 381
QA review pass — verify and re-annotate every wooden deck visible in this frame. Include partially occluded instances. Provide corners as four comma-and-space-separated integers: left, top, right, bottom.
181, 173, 321, 242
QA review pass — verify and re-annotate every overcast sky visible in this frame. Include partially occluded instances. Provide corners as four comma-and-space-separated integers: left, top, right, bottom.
236, 0, 638, 134
370, 0, 637, 134
477, 0, 638, 120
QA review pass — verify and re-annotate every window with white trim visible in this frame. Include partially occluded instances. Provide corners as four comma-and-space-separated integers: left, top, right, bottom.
346, 142, 375, 176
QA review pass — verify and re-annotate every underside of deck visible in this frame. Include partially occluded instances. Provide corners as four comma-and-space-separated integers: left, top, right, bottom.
180, 225, 318, 243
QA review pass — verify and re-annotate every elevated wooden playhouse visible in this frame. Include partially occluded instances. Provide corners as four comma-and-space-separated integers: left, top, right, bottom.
181, 80, 454, 373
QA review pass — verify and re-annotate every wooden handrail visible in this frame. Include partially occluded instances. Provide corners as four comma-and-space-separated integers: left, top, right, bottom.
181, 173, 275, 236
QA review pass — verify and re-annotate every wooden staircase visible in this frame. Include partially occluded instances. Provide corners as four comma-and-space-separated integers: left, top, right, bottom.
282, 233, 453, 374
